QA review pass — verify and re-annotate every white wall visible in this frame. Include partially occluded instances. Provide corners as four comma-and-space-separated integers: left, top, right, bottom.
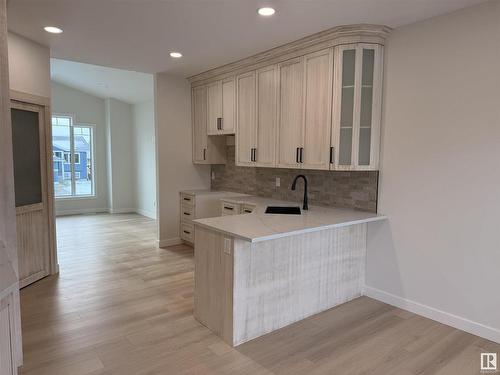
154, 73, 210, 245
132, 101, 156, 219
366, 0, 500, 343
8, 32, 50, 98
105, 98, 135, 213
51, 82, 109, 215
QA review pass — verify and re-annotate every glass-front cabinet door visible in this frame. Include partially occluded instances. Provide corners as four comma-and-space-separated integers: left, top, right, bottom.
331, 44, 383, 170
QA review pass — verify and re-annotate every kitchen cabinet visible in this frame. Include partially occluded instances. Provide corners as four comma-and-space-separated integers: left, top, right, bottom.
207, 78, 236, 135
192, 86, 226, 164
277, 49, 333, 170
331, 44, 383, 170
236, 66, 277, 167
277, 57, 304, 168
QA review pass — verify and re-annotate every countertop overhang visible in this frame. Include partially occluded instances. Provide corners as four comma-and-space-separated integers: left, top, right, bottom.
193, 196, 387, 242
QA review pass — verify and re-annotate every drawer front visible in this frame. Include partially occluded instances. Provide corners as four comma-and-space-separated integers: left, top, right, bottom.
241, 204, 256, 214
221, 201, 240, 216
180, 193, 195, 206
181, 223, 194, 243
181, 203, 195, 222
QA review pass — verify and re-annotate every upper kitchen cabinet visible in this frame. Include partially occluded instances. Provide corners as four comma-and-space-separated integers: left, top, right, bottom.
277, 57, 304, 169
192, 86, 226, 164
277, 49, 333, 170
207, 77, 236, 135
236, 65, 277, 167
331, 44, 383, 170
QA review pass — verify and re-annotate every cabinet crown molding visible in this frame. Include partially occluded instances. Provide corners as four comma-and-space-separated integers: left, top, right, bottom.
189, 24, 391, 86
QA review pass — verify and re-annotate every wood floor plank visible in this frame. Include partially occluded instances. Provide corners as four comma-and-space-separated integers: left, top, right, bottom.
18, 213, 500, 375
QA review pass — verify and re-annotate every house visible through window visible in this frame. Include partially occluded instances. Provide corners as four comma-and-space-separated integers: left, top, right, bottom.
52, 115, 95, 197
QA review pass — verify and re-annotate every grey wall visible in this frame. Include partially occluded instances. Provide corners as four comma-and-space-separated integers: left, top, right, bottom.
366, 0, 500, 342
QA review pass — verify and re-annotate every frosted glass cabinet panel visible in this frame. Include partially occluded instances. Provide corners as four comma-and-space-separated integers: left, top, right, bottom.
331, 44, 383, 170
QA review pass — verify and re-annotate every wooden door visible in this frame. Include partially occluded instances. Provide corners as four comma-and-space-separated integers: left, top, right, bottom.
302, 49, 333, 170
236, 71, 256, 166
277, 57, 304, 169
207, 81, 222, 135
192, 86, 208, 163
220, 77, 235, 134
10, 101, 51, 288
255, 65, 277, 167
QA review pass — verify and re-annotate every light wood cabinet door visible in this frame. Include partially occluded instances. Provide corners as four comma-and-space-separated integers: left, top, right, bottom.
221, 77, 236, 134
236, 72, 256, 166
192, 86, 208, 163
255, 65, 277, 167
331, 44, 383, 170
277, 57, 304, 169
207, 81, 222, 135
302, 49, 333, 170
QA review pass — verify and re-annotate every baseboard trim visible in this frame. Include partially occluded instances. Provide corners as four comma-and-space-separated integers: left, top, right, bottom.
364, 286, 500, 344
157, 237, 183, 248
109, 208, 136, 214
56, 208, 109, 216
135, 208, 156, 219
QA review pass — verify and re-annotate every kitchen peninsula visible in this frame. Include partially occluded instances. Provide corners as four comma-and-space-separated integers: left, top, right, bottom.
193, 196, 386, 346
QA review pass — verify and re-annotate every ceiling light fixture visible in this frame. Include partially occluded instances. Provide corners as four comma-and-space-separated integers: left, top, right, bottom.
257, 7, 275, 16
44, 26, 63, 34
169, 52, 183, 58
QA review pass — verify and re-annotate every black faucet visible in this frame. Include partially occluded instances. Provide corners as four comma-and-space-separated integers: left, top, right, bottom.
291, 175, 308, 210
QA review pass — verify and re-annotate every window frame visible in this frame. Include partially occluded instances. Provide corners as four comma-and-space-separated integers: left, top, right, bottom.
52, 114, 96, 200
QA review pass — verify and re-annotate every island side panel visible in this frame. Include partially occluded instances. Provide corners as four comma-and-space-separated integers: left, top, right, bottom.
193, 226, 233, 344
233, 224, 367, 346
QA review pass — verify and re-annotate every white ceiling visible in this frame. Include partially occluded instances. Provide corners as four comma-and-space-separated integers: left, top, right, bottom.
51, 58, 153, 104
7, 0, 487, 77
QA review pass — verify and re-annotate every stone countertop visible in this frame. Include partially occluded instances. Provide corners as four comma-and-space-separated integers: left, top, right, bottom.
193, 196, 386, 243
181, 189, 250, 196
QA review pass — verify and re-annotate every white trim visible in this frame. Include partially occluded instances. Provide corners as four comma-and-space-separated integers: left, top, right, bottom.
364, 286, 500, 344
136, 208, 156, 219
157, 237, 183, 248
109, 208, 136, 214
55, 207, 109, 216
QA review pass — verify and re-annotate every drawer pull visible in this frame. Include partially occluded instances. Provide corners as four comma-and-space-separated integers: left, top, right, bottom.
183, 197, 191, 201
224, 206, 234, 210
183, 212, 191, 216
183, 230, 191, 234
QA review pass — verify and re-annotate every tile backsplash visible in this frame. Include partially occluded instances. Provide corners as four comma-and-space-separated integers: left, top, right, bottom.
211, 146, 379, 212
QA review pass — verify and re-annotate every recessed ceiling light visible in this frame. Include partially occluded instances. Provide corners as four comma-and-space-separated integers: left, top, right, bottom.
257, 7, 275, 16
170, 52, 182, 58
44, 26, 63, 34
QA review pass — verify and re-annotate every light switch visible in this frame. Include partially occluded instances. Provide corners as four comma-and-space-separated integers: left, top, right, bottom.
224, 238, 231, 254
275, 177, 280, 187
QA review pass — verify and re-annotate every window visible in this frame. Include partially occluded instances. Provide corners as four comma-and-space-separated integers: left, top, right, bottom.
52, 115, 95, 197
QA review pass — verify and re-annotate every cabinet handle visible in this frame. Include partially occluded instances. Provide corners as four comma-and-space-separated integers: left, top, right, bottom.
183, 197, 191, 201
300, 148, 304, 163
203, 148, 206, 160
330, 146, 335, 164
224, 206, 234, 210
183, 230, 191, 234
253, 148, 257, 162
296, 147, 300, 163
250, 148, 253, 162
244, 209, 252, 213
217, 117, 222, 130
183, 212, 190, 216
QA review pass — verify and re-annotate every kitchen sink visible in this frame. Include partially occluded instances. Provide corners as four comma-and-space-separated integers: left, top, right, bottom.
265, 206, 301, 215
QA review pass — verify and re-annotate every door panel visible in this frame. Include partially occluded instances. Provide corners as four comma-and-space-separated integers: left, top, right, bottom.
192, 86, 208, 163
277, 57, 304, 168
236, 72, 256, 166
256, 65, 277, 167
302, 49, 333, 170
10, 102, 50, 288
221, 78, 235, 134
207, 81, 222, 135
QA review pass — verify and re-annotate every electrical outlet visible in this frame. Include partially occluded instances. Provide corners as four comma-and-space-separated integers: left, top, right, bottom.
224, 238, 231, 254
275, 177, 280, 187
